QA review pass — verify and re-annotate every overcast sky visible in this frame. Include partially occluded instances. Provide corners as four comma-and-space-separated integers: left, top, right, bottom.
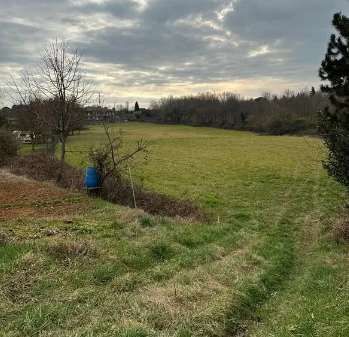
1, 0, 349, 107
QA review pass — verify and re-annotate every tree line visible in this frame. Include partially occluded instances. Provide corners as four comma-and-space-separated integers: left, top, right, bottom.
144, 89, 328, 135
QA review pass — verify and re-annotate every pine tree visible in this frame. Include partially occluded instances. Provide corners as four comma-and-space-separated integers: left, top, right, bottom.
135, 101, 140, 112
310, 86, 316, 96
319, 12, 349, 187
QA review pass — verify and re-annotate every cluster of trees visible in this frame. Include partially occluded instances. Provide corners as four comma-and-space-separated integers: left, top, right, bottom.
9, 100, 85, 150
0, 111, 8, 128
147, 90, 328, 135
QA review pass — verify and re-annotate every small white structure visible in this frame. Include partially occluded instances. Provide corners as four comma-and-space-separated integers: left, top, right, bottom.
12, 131, 34, 144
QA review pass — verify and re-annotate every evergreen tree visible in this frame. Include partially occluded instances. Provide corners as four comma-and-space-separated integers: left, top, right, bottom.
319, 12, 349, 187
135, 101, 140, 112
310, 86, 316, 96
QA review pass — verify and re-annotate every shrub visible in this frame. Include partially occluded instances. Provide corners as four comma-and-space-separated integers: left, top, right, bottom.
265, 118, 311, 135
101, 174, 205, 219
88, 124, 147, 186
0, 128, 19, 165
9, 153, 83, 190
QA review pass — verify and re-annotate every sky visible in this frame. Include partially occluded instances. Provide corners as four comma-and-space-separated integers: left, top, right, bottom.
1, 0, 349, 107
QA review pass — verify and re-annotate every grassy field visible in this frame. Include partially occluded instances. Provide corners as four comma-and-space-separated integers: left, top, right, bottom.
1, 123, 349, 337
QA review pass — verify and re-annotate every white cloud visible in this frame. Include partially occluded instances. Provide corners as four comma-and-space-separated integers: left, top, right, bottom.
248, 45, 272, 58
217, 1, 235, 21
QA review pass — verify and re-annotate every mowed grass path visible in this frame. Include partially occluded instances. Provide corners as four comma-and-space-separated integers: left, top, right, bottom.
1, 123, 348, 336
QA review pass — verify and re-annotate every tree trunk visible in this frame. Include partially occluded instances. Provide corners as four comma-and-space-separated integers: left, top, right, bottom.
31, 136, 36, 152
47, 135, 58, 158
57, 137, 66, 183
60, 138, 66, 162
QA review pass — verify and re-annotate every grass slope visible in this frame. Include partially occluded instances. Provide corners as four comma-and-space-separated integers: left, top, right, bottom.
2, 123, 348, 337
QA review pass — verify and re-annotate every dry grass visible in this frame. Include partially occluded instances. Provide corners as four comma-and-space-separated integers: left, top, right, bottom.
2, 252, 45, 303
333, 218, 349, 243
45, 240, 97, 260
0, 231, 10, 245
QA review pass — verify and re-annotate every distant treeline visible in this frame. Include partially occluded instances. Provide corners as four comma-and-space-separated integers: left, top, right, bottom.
144, 90, 328, 135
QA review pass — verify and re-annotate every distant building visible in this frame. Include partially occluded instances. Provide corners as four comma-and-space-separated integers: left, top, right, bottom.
85, 105, 137, 123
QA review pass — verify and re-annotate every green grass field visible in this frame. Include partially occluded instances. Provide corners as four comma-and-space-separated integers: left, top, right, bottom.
1, 123, 349, 336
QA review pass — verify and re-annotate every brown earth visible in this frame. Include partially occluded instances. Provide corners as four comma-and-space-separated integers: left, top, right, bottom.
0, 170, 88, 220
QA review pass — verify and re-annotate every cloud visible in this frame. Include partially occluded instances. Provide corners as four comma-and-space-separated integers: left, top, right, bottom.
1, 0, 349, 107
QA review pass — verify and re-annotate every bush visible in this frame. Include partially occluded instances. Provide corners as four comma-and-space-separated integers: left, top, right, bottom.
100, 174, 205, 219
9, 153, 83, 190
264, 118, 311, 135
0, 128, 19, 165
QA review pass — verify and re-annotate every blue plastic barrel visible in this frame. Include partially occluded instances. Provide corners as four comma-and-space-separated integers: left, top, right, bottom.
84, 167, 101, 189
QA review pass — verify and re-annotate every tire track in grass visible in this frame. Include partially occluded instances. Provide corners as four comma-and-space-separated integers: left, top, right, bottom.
223, 162, 315, 336
246, 167, 341, 337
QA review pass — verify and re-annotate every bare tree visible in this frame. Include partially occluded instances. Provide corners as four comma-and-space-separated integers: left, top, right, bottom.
89, 123, 147, 185
9, 40, 89, 180
34, 40, 89, 168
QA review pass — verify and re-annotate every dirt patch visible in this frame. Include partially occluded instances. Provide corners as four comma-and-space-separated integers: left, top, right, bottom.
0, 170, 88, 221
